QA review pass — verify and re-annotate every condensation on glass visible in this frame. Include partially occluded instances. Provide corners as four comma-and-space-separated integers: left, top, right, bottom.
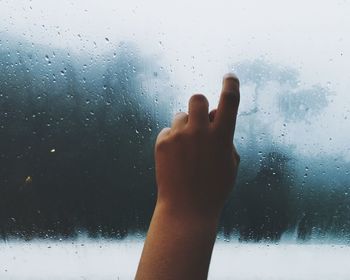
0, 0, 350, 278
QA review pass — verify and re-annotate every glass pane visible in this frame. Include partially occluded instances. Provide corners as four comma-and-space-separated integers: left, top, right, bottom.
1, 0, 350, 279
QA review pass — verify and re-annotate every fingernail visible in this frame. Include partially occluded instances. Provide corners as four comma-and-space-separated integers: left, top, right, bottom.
223, 73, 239, 91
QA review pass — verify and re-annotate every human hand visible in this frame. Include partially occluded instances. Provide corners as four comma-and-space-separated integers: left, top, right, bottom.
154, 73, 240, 221
136, 74, 240, 280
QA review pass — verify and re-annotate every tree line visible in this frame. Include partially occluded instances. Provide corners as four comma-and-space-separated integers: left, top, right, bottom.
0, 37, 349, 242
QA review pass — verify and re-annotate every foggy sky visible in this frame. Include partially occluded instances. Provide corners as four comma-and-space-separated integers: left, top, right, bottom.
1, 0, 350, 160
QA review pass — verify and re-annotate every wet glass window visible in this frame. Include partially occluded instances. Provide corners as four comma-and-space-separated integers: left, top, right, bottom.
1, 0, 350, 279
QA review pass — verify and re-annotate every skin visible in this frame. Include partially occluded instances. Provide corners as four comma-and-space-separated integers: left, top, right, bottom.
135, 73, 240, 280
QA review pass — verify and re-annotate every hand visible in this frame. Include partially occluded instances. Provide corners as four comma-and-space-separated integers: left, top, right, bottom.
136, 74, 241, 280
155, 73, 240, 220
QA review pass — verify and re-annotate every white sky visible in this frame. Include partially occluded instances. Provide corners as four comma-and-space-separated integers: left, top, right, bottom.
1, 0, 350, 159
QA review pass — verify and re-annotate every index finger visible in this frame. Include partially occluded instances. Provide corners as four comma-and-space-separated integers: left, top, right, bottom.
214, 73, 240, 139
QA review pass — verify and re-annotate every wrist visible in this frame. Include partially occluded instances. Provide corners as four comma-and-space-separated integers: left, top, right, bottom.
154, 199, 222, 230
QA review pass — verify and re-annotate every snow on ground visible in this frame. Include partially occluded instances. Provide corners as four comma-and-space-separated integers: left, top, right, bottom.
1, 238, 350, 279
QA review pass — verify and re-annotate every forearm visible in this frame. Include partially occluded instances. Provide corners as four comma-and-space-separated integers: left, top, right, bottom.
135, 201, 220, 280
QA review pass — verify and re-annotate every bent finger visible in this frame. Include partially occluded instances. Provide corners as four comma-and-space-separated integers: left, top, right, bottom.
156, 127, 171, 142
188, 94, 209, 128
171, 112, 188, 130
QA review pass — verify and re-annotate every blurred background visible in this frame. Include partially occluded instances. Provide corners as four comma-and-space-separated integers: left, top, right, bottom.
1, 0, 350, 243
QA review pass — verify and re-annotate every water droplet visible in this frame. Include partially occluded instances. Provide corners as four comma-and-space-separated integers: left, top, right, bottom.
25, 176, 32, 183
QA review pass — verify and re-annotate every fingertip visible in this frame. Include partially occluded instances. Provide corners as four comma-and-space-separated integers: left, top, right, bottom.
215, 73, 240, 137
223, 72, 239, 82
188, 94, 209, 126
221, 72, 240, 107
222, 73, 240, 92
189, 94, 209, 107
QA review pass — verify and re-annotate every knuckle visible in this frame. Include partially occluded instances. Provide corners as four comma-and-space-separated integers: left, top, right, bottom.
156, 128, 170, 140
174, 111, 187, 118
173, 112, 188, 124
155, 129, 170, 150
186, 124, 206, 137
155, 138, 167, 152
171, 130, 185, 143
